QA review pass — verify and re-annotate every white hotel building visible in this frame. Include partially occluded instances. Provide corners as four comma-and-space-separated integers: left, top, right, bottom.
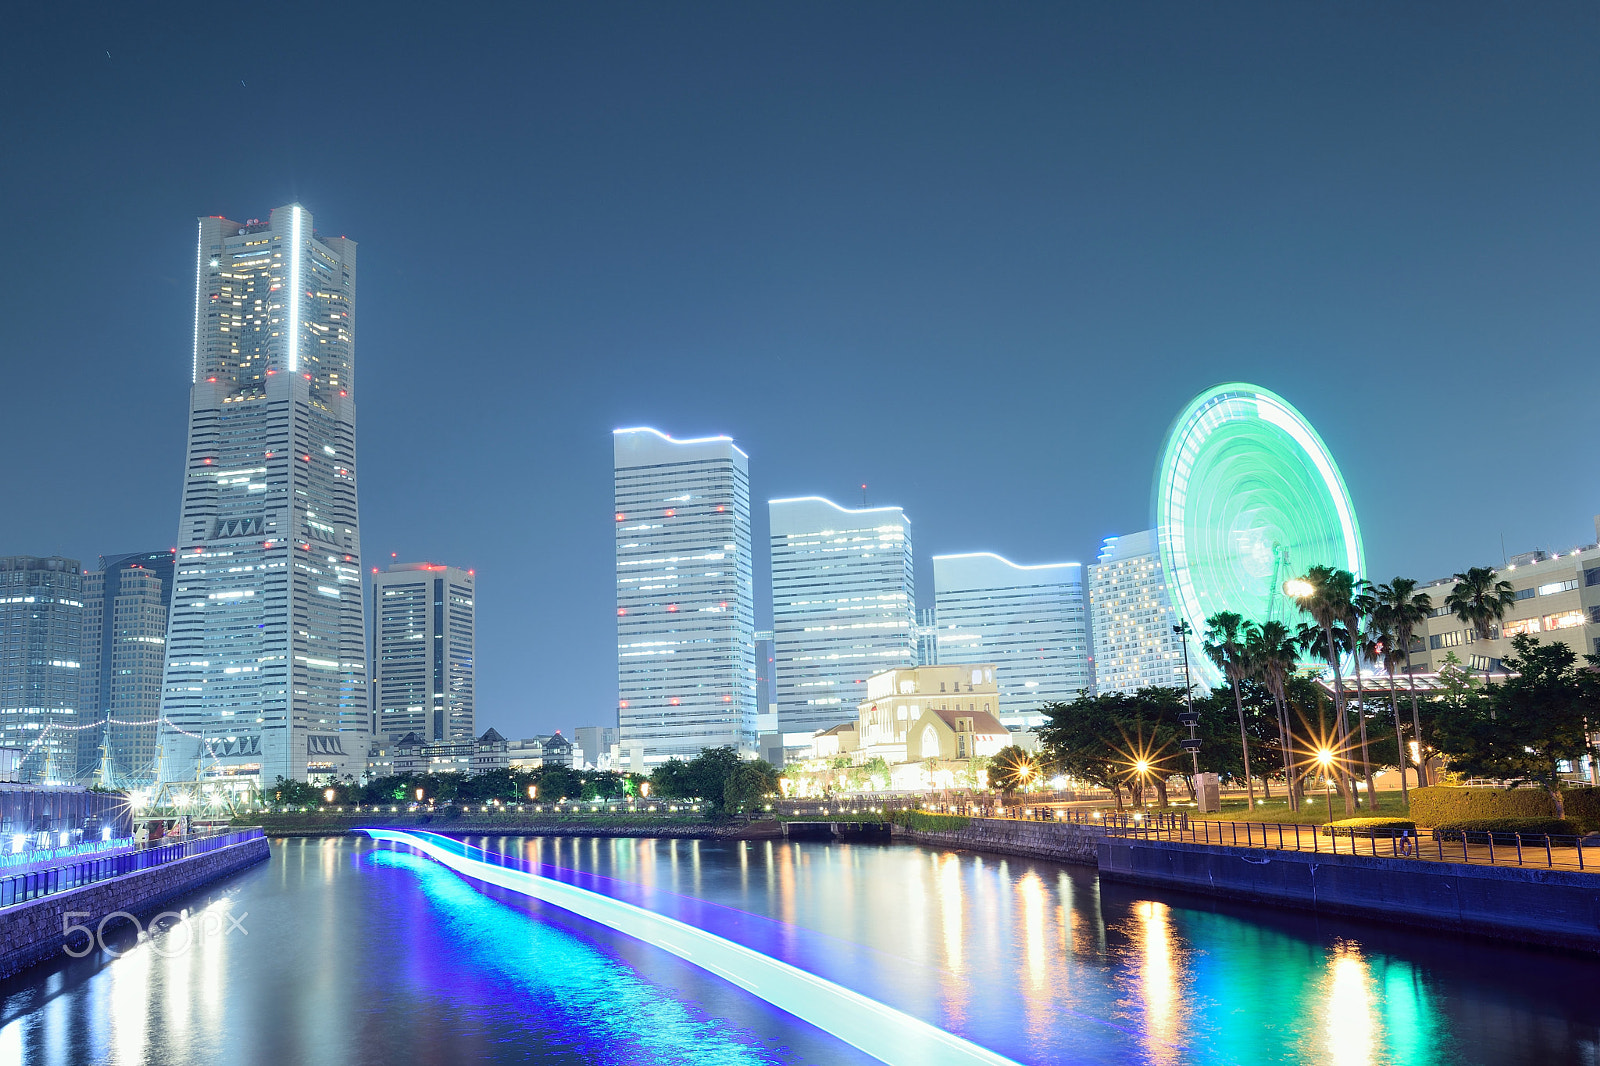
614, 428, 757, 763
770, 497, 916, 735
1088, 529, 1189, 694
157, 205, 369, 784
932, 552, 1090, 729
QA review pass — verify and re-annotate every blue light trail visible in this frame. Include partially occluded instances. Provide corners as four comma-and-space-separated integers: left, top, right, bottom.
361, 829, 1025, 1066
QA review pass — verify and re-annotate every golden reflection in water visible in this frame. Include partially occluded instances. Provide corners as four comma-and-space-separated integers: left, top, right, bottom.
939, 854, 963, 975
1017, 872, 1047, 989
1323, 941, 1382, 1066
1129, 900, 1184, 1065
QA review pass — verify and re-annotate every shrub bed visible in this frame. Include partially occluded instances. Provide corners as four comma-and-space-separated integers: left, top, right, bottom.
890, 810, 972, 833
1408, 786, 1554, 826
1320, 817, 1416, 838
1430, 818, 1577, 843
1557, 787, 1600, 832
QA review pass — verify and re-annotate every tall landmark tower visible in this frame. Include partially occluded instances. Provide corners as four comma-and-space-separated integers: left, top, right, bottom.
157, 205, 368, 784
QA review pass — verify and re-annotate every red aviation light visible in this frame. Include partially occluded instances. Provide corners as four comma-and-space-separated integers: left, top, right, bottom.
722, 695, 732, 702
669, 698, 680, 706
615, 513, 625, 521
206, 377, 217, 383
665, 604, 678, 612
619, 700, 629, 709
664, 509, 675, 517
202, 458, 212, 464
716, 505, 725, 512
617, 608, 626, 616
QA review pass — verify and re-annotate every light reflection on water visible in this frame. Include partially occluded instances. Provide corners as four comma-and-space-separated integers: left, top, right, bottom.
3, 834, 1600, 1065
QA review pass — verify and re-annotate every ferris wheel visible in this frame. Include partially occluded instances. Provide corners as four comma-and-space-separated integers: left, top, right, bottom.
1156, 383, 1364, 687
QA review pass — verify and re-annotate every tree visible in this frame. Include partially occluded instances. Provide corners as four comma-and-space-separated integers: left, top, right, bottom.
1372, 578, 1435, 785
1366, 601, 1414, 807
1204, 611, 1258, 810
1431, 636, 1600, 818
1289, 565, 1358, 814
1445, 566, 1516, 682
723, 761, 780, 814
1246, 620, 1301, 809
1344, 579, 1380, 803
1036, 694, 1137, 809
988, 746, 1038, 795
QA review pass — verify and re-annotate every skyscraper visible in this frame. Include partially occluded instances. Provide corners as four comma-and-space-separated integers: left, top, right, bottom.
932, 552, 1090, 730
0, 557, 85, 783
369, 563, 476, 744
157, 205, 368, 784
79, 551, 176, 785
1088, 530, 1189, 694
614, 427, 756, 763
769, 497, 915, 735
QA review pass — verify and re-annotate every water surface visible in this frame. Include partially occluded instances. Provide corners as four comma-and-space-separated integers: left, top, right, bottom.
3, 834, 1597, 1065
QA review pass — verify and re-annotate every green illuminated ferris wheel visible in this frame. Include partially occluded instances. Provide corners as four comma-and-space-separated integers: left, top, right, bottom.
1156, 384, 1364, 687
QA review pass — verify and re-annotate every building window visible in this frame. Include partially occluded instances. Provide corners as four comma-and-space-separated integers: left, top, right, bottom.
1537, 580, 1579, 597
1543, 610, 1585, 631
1503, 618, 1541, 639
1585, 567, 1600, 587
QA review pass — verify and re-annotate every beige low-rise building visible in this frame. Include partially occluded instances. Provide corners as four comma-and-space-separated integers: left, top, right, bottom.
1410, 519, 1600, 673
854, 664, 1002, 763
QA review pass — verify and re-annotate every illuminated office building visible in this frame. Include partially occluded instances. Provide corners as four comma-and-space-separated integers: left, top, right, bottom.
1088, 529, 1188, 694
769, 497, 915, 734
0, 557, 85, 783
157, 204, 368, 784
370, 563, 476, 744
614, 427, 757, 763
79, 551, 175, 784
932, 552, 1089, 729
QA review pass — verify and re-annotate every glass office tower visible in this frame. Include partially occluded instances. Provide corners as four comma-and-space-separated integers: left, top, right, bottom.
370, 563, 476, 744
769, 497, 915, 735
932, 552, 1089, 730
0, 557, 85, 783
614, 428, 756, 763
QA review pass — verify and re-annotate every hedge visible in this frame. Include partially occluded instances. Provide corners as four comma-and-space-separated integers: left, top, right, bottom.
890, 810, 972, 833
1430, 818, 1577, 843
1559, 788, 1600, 830
1320, 817, 1416, 838
1407, 787, 1555, 826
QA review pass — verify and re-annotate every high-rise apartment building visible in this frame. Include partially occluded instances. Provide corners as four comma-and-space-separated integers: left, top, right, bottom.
932, 552, 1090, 729
0, 557, 85, 783
1088, 530, 1189, 694
614, 428, 757, 763
369, 563, 476, 744
80, 551, 175, 785
769, 497, 915, 735
157, 205, 368, 784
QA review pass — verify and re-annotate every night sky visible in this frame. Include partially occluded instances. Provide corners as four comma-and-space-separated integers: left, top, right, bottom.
3, 4, 1596, 737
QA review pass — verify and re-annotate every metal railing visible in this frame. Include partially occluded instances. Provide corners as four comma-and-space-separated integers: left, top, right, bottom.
1104, 818, 1596, 872
0, 827, 264, 910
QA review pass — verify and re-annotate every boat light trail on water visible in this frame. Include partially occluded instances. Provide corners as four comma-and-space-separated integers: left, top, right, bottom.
361, 829, 1024, 1066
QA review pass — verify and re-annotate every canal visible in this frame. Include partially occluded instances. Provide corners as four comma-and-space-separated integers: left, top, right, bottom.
3, 834, 1598, 1064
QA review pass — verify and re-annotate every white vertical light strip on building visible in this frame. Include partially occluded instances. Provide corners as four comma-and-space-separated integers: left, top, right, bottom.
192, 219, 203, 384
288, 205, 302, 372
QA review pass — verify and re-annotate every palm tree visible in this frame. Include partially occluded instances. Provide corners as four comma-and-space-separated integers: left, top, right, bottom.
1345, 579, 1379, 806
1246, 619, 1300, 811
1287, 565, 1357, 815
1367, 601, 1413, 807
1203, 611, 1258, 811
1445, 567, 1517, 684
1371, 578, 1435, 785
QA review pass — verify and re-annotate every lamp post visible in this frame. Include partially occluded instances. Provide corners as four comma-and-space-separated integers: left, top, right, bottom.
1317, 749, 1335, 820
1173, 621, 1206, 807
1135, 760, 1150, 812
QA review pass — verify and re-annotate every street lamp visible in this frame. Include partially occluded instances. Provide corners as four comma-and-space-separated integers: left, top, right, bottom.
527, 784, 537, 800
1284, 578, 1315, 600
1316, 749, 1335, 818
1134, 759, 1151, 812
324, 788, 336, 804
415, 787, 425, 802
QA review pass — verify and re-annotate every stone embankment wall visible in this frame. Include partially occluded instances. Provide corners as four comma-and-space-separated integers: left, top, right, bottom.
1099, 837, 1600, 953
0, 835, 270, 979
890, 818, 1103, 865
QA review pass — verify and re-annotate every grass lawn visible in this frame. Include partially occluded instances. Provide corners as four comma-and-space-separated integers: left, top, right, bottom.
1172, 790, 1413, 824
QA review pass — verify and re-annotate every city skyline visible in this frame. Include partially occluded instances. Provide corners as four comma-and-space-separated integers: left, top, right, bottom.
4, 6, 1596, 739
